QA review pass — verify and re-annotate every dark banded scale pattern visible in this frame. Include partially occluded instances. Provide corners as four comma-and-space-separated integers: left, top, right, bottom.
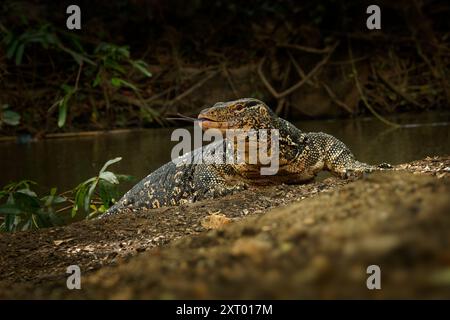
105, 98, 389, 216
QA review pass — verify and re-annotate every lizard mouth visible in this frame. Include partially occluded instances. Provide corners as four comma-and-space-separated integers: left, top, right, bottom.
197, 116, 230, 130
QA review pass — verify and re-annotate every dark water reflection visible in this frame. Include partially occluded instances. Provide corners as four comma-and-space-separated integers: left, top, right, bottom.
1, 113, 449, 193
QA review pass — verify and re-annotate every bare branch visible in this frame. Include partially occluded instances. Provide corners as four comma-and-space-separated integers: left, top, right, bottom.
258, 42, 339, 100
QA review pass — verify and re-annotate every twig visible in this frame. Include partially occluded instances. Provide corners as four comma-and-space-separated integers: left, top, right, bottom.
257, 57, 279, 98
321, 82, 353, 113
222, 64, 239, 98
347, 39, 400, 128
170, 70, 219, 104
144, 86, 175, 103
74, 62, 83, 91
55, 205, 73, 213
414, 36, 450, 102
258, 42, 339, 100
102, 83, 111, 110
276, 61, 293, 116
287, 51, 317, 87
277, 43, 333, 54
376, 70, 421, 107
47, 100, 60, 115
329, 55, 368, 65
144, 66, 216, 104
47, 62, 83, 115
275, 98, 286, 115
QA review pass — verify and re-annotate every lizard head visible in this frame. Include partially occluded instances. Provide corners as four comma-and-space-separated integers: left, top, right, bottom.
197, 98, 278, 133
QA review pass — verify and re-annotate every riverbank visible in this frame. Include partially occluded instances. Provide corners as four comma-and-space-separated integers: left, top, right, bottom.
1, 2, 448, 136
0, 156, 449, 299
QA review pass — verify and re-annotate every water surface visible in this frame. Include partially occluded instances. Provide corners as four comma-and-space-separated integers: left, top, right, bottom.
1, 113, 449, 193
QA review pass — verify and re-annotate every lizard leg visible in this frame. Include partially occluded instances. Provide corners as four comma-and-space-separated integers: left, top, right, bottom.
318, 134, 393, 178
192, 164, 248, 200
316, 133, 377, 179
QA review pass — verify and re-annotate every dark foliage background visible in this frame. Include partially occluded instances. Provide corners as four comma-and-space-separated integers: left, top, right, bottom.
0, 0, 448, 135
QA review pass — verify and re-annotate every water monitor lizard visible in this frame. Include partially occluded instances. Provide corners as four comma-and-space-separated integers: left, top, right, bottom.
105, 98, 389, 215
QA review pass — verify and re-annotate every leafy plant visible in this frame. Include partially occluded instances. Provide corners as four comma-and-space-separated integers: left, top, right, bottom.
1, 22, 154, 129
72, 157, 133, 219
94, 43, 152, 79
0, 181, 65, 232
0, 104, 21, 128
0, 158, 134, 232
2, 23, 94, 66
55, 84, 76, 128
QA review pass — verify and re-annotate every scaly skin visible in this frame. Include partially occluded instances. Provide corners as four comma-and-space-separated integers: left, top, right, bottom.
105, 98, 389, 215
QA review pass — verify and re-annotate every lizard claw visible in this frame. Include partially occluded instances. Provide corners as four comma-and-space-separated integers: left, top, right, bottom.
377, 162, 393, 169
342, 169, 363, 179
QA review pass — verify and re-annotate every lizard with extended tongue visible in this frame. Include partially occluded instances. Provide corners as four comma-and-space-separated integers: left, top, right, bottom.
105, 98, 389, 215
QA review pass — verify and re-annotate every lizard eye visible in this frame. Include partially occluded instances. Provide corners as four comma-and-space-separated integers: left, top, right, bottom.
234, 104, 245, 111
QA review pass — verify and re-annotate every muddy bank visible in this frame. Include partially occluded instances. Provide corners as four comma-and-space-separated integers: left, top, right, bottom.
0, 176, 349, 286
0, 156, 449, 299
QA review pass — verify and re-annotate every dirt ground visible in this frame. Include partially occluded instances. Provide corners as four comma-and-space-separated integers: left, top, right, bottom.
0, 156, 449, 299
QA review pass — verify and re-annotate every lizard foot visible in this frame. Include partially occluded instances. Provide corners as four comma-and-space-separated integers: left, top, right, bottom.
342, 168, 372, 180
377, 162, 393, 169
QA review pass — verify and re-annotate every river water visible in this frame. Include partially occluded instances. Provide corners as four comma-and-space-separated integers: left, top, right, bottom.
1, 113, 449, 193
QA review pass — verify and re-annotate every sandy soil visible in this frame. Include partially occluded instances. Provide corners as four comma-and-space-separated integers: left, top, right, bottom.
0, 156, 449, 299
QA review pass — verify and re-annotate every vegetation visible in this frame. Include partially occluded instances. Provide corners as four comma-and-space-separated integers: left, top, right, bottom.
1, 19, 154, 130
0, 1, 448, 136
0, 104, 21, 128
0, 157, 133, 232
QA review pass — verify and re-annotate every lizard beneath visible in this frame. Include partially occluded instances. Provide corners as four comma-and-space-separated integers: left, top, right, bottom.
105, 98, 389, 215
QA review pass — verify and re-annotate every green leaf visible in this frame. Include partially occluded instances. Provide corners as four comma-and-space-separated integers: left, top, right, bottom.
93, 72, 102, 87
118, 46, 130, 58
61, 84, 75, 94
99, 171, 119, 184
50, 187, 57, 196
105, 59, 126, 74
2, 180, 36, 193
111, 77, 122, 87
118, 79, 138, 92
116, 174, 135, 182
2, 110, 21, 126
0, 204, 21, 215
58, 98, 67, 128
98, 180, 119, 209
73, 183, 87, 217
12, 192, 40, 212
41, 187, 66, 207
84, 178, 99, 212
6, 39, 19, 59
131, 60, 152, 77
17, 188, 37, 197
54, 196, 66, 204
58, 45, 96, 66
4, 212, 15, 232
57, 87, 75, 128
100, 157, 122, 174
110, 78, 138, 91
15, 43, 25, 65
